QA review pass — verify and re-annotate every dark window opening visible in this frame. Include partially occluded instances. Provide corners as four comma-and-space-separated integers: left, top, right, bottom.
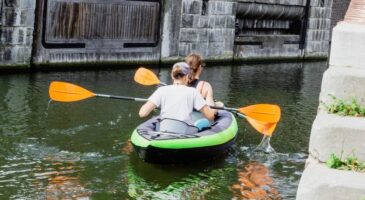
202, 0, 208, 15
289, 19, 302, 35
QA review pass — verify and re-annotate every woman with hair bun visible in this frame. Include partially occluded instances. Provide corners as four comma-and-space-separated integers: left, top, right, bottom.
139, 62, 216, 133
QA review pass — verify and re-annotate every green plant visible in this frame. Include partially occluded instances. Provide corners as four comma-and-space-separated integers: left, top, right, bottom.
326, 153, 365, 173
322, 95, 365, 117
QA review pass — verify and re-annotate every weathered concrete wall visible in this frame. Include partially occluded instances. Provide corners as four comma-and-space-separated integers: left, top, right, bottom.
0, 0, 35, 69
161, 0, 182, 60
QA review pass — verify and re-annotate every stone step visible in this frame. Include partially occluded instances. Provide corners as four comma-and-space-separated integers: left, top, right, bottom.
319, 66, 365, 106
330, 22, 365, 70
309, 112, 365, 162
297, 157, 365, 200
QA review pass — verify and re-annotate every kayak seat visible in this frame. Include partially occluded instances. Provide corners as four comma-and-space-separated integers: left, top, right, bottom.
158, 118, 199, 134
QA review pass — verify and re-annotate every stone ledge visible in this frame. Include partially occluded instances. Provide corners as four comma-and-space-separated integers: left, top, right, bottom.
330, 22, 365, 69
297, 157, 365, 200
309, 112, 365, 162
319, 66, 365, 106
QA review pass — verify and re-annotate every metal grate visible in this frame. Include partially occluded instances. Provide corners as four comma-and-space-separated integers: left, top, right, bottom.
43, 0, 160, 48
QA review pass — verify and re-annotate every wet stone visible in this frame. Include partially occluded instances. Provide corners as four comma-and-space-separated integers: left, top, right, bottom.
2, 28, 14, 43
4, 8, 18, 26
182, 14, 194, 28
18, 28, 24, 44
3, 48, 12, 61
180, 29, 199, 42
183, 0, 202, 14
209, 29, 224, 42
198, 16, 209, 28
214, 16, 226, 28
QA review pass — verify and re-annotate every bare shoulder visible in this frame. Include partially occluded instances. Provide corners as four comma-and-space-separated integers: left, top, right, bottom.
202, 81, 212, 91
197, 80, 212, 88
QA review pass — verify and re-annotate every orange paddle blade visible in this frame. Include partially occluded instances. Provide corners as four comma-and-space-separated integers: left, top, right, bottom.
134, 67, 161, 86
246, 118, 277, 136
49, 81, 96, 102
238, 104, 281, 123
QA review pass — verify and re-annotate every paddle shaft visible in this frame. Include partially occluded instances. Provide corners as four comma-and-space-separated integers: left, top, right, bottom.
210, 106, 247, 118
96, 94, 147, 102
210, 106, 238, 112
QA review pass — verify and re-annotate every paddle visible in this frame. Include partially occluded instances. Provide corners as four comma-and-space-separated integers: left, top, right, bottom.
134, 67, 281, 124
49, 81, 147, 102
49, 81, 279, 136
134, 67, 167, 86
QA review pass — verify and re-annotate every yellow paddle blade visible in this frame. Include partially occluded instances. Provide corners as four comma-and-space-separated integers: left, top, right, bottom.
134, 67, 161, 86
49, 81, 96, 102
239, 104, 281, 123
246, 118, 277, 136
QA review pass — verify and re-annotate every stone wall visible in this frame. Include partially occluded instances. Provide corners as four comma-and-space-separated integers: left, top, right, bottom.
162, 0, 236, 62
304, 0, 332, 58
0, 0, 342, 69
0, 0, 35, 69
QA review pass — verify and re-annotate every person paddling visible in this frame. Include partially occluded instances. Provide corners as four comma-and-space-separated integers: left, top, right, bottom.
139, 62, 216, 133
185, 53, 223, 107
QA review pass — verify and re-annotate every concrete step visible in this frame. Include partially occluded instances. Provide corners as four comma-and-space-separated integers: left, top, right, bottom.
309, 112, 365, 162
297, 157, 365, 200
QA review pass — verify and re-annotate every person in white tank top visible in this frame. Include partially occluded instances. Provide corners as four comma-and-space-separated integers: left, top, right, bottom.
139, 62, 217, 125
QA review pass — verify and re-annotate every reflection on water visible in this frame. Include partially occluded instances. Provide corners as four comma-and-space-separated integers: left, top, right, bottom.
0, 62, 327, 199
121, 140, 133, 155
127, 154, 235, 199
46, 175, 91, 199
230, 161, 280, 200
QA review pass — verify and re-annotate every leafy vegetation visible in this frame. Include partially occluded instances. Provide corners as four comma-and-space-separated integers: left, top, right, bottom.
326, 153, 365, 173
322, 95, 365, 117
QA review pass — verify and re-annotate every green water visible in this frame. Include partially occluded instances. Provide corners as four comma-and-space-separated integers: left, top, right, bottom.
0, 62, 327, 199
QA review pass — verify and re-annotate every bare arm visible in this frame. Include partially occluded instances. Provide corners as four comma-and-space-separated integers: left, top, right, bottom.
204, 83, 215, 106
199, 105, 216, 121
139, 101, 157, 118
202, 83, 219, 115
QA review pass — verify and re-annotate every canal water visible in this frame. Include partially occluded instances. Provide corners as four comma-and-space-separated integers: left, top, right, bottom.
0, 62, 327, 199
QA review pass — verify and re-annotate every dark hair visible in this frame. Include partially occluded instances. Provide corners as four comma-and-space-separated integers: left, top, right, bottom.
185, 53, 203, 78
172, 65, 187, 79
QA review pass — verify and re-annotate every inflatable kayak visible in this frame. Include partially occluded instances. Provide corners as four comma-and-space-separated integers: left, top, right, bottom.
131, 110, 238, 163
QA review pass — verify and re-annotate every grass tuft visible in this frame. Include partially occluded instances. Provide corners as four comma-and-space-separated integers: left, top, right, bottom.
326, 153, 365, 173
322, 95, 365, 117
